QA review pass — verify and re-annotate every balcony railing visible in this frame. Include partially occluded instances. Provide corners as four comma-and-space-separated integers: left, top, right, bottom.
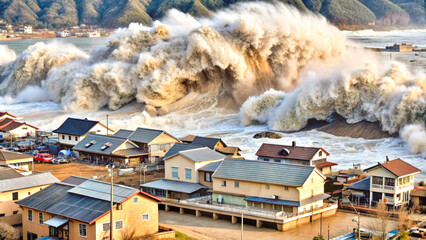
397, 182, 414, 190
384, 185, 395, 190
372, 184, 395, 190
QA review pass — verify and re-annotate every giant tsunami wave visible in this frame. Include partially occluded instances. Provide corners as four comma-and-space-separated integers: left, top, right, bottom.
0, 2, 425, 155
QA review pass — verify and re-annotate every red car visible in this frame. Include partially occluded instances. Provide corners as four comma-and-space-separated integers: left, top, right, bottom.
34, 153, 53, 163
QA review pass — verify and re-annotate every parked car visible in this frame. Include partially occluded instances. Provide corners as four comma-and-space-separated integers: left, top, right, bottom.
53, 157, 69, 164
33, 153, 53, 163
15, 141, 34, 151
6, 147, 20, 152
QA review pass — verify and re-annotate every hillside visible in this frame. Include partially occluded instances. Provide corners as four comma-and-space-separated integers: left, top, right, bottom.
0, 0, 424, 28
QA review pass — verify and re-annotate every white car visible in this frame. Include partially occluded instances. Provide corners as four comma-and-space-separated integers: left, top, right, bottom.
53, 157, 70, 164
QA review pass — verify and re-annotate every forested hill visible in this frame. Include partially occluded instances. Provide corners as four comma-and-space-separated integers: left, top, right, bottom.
0, 0, 424, 28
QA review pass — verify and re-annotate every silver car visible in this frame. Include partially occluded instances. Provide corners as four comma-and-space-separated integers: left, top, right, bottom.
53, 157, 70, 164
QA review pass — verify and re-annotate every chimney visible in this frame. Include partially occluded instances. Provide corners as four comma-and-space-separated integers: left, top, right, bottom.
386, 156, 389, 162
292, 141, 296, 147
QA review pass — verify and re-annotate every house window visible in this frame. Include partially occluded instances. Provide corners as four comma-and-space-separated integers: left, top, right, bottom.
62, 135, 65, 140
133, 197, 138, 204
312, 190, 314, 197
0, 213, 5, 217
385, 177, 395, 186
398, 178, 403, 185
116, 204, 123, 210
204, 172, 212, 182
172, 167, 178, 178
115, 220, 123, 230
68, 136, 71, 141
265, 184, 270, 190
185, 169, 192, 180
102, 223, 110, 232
235, 181, 239, 188
372, 176, 383, 185
284, 186, 289, 191
311, 178, 314, 183
12, 192, 18, 200
28, 209, 33, 222
274, 159, 281, 163
13, 211, 18, 215
142, 214, 149, 221
75, 136, 78, 141
97, 130, 101, 132
221, 181, 226, 187
319, 151, 322, 157
39, 212, 43, 225
79, 224, 87, 237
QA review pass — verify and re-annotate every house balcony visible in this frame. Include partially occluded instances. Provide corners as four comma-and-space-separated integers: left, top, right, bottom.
397, 182, 414, 191
372, 184, 395, 191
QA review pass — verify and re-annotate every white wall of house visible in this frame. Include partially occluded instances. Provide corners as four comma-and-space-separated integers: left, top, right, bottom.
58, 123, 113, 146
9, 124, 37, 138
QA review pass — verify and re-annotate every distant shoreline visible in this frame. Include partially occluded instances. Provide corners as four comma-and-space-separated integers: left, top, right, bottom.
337, 24, 426, 31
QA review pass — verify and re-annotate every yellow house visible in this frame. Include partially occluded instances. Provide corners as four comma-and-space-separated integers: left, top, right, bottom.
0, 150, 34, 173
18, 175, 160, 240
128, 128, 181, 163
0, 171, 58, 227
142, 147, 225, 199
212, 158, 331, 214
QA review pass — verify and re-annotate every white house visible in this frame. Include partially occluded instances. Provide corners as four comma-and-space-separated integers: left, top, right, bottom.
53, 118, 114, 148
364, 157, 421, 207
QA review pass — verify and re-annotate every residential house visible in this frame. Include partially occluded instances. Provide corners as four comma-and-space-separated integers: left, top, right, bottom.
0, 115, 38, 139
347, 177, 371, 205
18, 175, 160, 240
212, 158, 331, 214
53, 118, 114, 148
113, 129, 134, 139
410, 187, 426, 210
142, 147, 225, 199
0, 171, 58, 228
0, 112, 19, 120
179, 135, 196, 144
0, 150, 34, 173
363, 158, 420, 207
128, 128, 180, 163
255, 142, 337, 174
191, 136, 242, 158
73, 134, 148, 167
19, 25, 32, 33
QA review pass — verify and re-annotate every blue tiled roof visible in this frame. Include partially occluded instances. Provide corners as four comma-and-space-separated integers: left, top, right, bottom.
348, 177, 370, 191
53, 118, 99, 136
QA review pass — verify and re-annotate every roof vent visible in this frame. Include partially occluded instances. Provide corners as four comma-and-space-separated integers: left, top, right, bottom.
292, 141, 296, 147
85, 140, 96, 148
280, 148, 290, 156
386, 156, 389, 162
101, 142, 113, 151
272, 195, 279, 200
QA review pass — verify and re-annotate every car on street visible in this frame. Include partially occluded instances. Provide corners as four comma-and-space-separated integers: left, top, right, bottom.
33, 153, 53, 163
53, 157, 69, 164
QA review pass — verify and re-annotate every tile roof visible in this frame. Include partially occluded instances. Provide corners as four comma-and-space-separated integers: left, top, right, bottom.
0, 112, 18, 119
67, 179, 139, 203
0, 165, 23, 180
128, 127, 164, 144
255, 143, 328, 161
213, 158, 317, 187
112, 148, 148, 157
364, 159, 421, 177
113, 129, 134, 138
18, 176, 158, 223
198, 161, 223, 172
180, 135, 196, 143
172, 147, 225, 162
163, 143, 204, 159
73, 134, 127, 155
348, 177, 370, 191
0, 117, 14, 128
53, 118, 99, 136
245, 196, 300, 206
0, 150, 33, 161
0, 121, 23, 131
216, 146, 241, 155
0, 172, 59, 193
192, 136, 227, 149
315, 161, 338, 169
410, 188, 426, 198
141, 179, 207, 194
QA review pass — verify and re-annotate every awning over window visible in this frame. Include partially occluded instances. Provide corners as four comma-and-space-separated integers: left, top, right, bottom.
44, 216, 69, 228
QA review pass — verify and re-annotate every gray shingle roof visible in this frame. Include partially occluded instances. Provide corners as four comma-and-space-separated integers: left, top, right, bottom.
67, 179, 139, 203
52, 118, 99, 136
192, 136, 227, 149
163, 143, 204, 159
348, 177, 370, 191
141, 179, 207, 194
113, 129, 134, 138
212, 159, 316, 187
73, 134, 127, 155
174, 148, 225, 162
0, 150, 33, 161
0, 172, 59, 193
0, 165, 22, 180
128, 128, 164, 144
198, 161, 223, 172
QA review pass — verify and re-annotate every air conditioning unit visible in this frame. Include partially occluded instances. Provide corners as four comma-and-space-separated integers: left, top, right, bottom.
272, 195, 279, 200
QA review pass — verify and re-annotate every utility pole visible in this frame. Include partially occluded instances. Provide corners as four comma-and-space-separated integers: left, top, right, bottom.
106, 114, 109, 136
347, 198, 361, 240
241, 213, 244, 240
106, 163, 115, 240
328, 224, 330, 240
320, 212, 323, 237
